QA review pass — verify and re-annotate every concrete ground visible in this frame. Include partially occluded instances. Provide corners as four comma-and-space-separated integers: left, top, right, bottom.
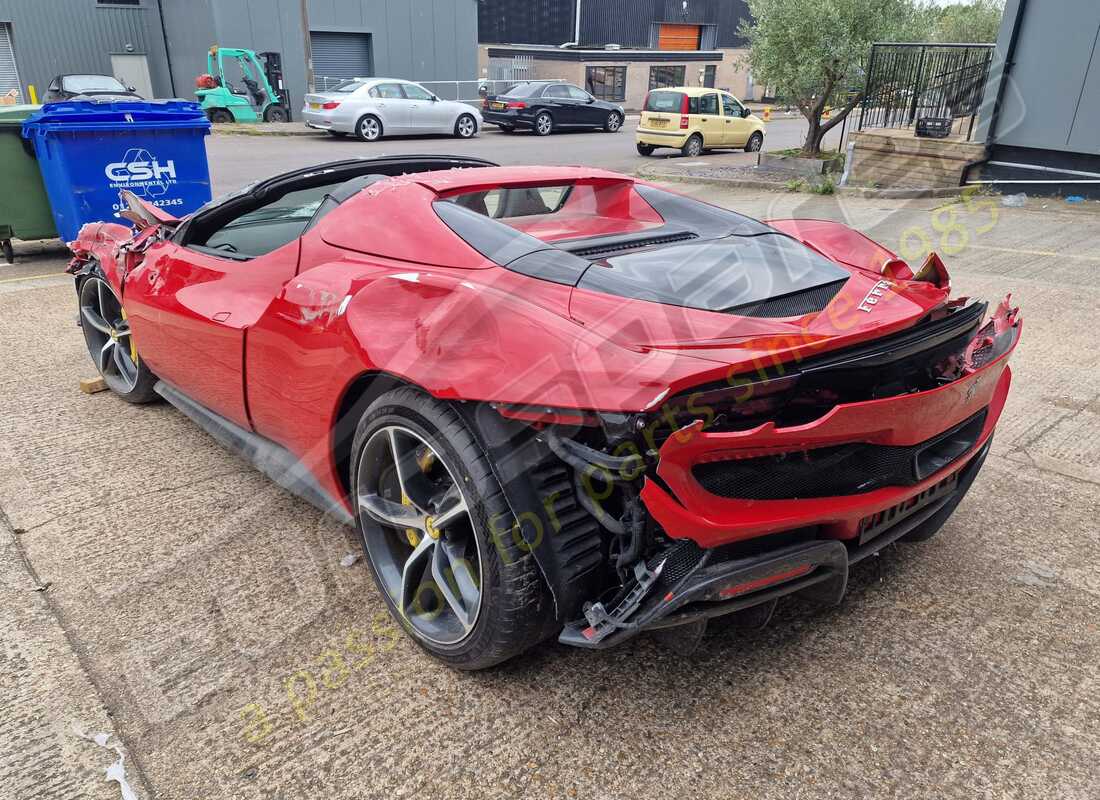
1, 154, 1098, 799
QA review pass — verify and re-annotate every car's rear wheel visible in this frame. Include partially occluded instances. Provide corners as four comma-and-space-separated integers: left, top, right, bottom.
351, 388, 553, 669
636, 142, 655, 156
745, 131, 764, 152
604, 111, 623, 132
78, 273, 158, 403
356, 114, 383, 142
533, 111, 553, 136
454, 113, 478, 139
681, 134, 704, 157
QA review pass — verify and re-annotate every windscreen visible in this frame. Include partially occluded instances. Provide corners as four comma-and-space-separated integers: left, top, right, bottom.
329, 80, 366, 93
64, 75, 128, 93
645, 91, 684, 112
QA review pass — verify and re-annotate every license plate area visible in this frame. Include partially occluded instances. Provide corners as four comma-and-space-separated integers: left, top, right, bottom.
491, 102, 506, 110
309, 102, 321, 109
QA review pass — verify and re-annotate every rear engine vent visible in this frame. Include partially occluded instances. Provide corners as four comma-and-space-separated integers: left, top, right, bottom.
693, 409, 987, 500
724, 279, 848, 318
568, 231, 698, 259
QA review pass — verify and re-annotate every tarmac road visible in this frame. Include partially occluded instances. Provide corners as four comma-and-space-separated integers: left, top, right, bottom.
204, 114, 846, 193
0, 170, 1098, 799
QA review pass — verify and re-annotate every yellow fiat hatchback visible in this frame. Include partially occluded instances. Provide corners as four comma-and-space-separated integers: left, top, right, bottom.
636, 86, 765, 157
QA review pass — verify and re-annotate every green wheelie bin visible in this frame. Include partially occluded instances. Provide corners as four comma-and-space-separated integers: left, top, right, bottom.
0, 104, 57, 263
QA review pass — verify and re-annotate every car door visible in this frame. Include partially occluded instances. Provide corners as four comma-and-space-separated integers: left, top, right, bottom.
565, 84, 604, 127
541, 84, 580, 125
401, 81, 450, 132
695, 92, 724, 147
721, 93, 752, 147
368, 82, 412, 134
121, 185, 331, 428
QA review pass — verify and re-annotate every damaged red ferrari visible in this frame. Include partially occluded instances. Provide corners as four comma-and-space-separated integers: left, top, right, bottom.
69, 156, 1021, 668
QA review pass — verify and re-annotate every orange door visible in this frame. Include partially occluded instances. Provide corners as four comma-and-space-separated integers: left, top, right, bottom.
658, 24, 702, 51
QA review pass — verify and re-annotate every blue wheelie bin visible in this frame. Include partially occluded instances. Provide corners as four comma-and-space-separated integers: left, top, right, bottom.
21, 100, 212, 242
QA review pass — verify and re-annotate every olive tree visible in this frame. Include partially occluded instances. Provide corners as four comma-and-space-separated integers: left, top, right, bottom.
931, 0, 1005, 43
740, 0, 930, 156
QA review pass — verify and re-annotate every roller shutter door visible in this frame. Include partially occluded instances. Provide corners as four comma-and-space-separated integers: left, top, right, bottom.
0, 24, 21, 101
310, 32, 372, 81
657, 24, 701, 51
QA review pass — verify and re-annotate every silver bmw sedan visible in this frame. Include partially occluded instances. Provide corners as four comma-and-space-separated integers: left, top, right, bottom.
302, 78, 483, 141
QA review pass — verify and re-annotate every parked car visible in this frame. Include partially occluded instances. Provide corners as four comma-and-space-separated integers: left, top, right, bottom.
482, 81, 624, 135
45, 74, 143, 103
301, 78, 481, 141
69, 157, 1020, 670
636, 87, 765, 157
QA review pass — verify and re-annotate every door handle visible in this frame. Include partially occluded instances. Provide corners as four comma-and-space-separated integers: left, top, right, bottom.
725, 119, 731, 124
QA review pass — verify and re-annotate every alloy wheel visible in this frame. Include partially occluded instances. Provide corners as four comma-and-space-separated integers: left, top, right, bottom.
607, 112, 622, 132
747, 133, 763, 152
79, 277, 140, 394
356, 425, 483, 645
535, 113, 552, 135
457, 115, 477, 138
360, 117, 381, 141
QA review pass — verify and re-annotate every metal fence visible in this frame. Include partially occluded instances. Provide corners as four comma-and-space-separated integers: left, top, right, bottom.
312, 77, 563, 104
857, 43, 994, 140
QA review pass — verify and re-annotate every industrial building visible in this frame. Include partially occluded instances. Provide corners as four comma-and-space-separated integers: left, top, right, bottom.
477, 0, 758, 110
0, 0, 477, 114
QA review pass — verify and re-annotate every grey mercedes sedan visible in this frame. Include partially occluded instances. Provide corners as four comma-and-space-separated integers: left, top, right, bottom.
302, 78, 483, 141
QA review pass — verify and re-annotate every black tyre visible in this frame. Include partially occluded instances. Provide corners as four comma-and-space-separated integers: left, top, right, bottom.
78, 271, 158, 403
351, 387, 553, 669
207, 108, 234, 124
533, 111, 553, 136
263, 104, 289, 123
1, 239, 13, 264
745, 131, 764, 152
681, 134, 704, 157
604, 111, 623, 132
355, 114, 383, 142
636, 142, 655, 156
454, 113, 478, 139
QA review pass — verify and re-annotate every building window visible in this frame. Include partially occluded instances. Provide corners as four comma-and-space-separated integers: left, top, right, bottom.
585, 66, 626, 102
702, 65, 717, 88
649, 65, 686, 90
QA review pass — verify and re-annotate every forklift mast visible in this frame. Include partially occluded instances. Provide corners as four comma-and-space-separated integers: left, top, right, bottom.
258, 51, 292, 117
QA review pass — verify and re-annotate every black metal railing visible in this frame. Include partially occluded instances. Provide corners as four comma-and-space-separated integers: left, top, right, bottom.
857, 43, 994, 140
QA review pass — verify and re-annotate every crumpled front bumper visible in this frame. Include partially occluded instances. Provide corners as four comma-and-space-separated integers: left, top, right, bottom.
640, 300, 1021, 549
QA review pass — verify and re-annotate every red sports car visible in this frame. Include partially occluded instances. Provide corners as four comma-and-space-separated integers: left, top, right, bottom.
70, 156, 1021, 669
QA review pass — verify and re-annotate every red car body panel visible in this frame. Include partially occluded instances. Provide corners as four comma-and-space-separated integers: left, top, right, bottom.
69, 164, 1021, 559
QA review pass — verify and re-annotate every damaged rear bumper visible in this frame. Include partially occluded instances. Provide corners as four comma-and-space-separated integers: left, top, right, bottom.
560, 438, 991, 648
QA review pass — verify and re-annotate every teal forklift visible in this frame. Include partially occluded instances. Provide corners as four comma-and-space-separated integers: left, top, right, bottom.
195, 47, 290, 123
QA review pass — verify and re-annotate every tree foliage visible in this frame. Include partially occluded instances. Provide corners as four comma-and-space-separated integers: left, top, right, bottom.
740, 0, 931, 155
929, 0, 1005, 44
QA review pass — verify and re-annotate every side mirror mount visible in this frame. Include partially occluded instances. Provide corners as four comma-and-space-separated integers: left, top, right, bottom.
741, 106, 751, 118
127, 85, 137, 93
430, 94, 439, 102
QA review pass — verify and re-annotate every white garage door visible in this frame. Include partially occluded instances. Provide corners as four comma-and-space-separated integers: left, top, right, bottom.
310, 31, 372, 86
0, 24, 21, 102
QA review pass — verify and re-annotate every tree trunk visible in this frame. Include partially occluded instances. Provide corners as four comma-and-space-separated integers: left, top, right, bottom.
800, 115, 826, 157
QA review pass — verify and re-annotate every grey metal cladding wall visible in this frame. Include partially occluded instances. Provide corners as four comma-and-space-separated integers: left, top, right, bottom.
0, 0, 174, 98
985, 0, 1100, 155
309, 0, 476, 81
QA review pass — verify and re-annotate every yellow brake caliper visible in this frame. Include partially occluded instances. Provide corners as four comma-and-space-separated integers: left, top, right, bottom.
121, 307, 138, 365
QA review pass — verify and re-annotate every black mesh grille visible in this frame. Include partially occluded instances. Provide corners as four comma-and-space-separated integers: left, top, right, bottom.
724, 279, 847, 318
568, 232, 698, 259
693, 409, 987, 500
